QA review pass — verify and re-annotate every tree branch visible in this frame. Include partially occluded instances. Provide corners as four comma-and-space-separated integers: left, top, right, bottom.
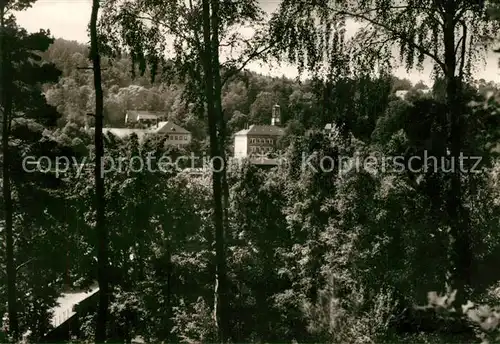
221, 43, 274, 87
15, 258, 34, 272
458, 20, 467, 82
135, 14, 196, 47
332, 8, 446, 71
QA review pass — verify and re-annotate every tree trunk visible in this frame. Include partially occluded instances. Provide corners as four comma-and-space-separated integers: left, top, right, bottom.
0, 5, 19, 340
443, 9, 472, 307
89, 0, 109, 341
210, 1, 230, 340
201, 0, 228, 341
163, 235, 173, 340
210, 0, 230, 228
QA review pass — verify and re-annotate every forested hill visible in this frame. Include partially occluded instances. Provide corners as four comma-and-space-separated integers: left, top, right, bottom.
42, 38, 311, 133
41, 38, 455, 140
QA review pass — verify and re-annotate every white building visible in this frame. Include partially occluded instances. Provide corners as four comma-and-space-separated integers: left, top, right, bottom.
233, 105, 284, 159
92, 121, 191, 148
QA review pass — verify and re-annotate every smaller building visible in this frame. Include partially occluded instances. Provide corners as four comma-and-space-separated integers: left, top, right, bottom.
90, 121, 191, 147
125, 110, 166, 126
153, 121, 192, 148
305, 123, 340, 140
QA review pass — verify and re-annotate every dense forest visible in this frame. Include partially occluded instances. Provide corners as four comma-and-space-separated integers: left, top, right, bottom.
2, 0, 500, 343
41, 39, 432, 138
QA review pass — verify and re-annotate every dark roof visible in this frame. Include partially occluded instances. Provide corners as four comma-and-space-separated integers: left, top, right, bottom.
234, 124, 284, 136
125, 110, 166, 122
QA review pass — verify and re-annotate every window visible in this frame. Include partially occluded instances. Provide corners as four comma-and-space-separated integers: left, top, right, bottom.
184, 135, 187, 140
267, 138, 272, 144
250, 138, 255, 144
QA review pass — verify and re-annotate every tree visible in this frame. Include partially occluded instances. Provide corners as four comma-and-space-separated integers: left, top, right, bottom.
198, 0, 229, 339
100, 0, 272, 341
314, 74, 392, 142
414, 80, 429, 90
227, 110, 248, 133
249, 91, 276, 124
278, 118, 305, 148
1, 6, 17, 339
392, 77, 413, 91
270, 0, 500, 306
89, 0, 109, 340
1, 1, 62, 339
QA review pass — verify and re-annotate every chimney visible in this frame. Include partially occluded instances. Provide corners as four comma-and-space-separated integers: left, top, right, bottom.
271, 104, 281, 126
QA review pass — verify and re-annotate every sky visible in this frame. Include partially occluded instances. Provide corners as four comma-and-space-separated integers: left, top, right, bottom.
13, 0, 500, 86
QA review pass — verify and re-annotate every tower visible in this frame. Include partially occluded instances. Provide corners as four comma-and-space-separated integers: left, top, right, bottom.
271, 104, 281, 126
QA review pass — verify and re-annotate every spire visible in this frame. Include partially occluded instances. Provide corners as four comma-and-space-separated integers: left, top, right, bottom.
271, 104, 281, 126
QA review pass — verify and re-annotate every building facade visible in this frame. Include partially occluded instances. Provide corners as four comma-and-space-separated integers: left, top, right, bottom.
153, 121, 192, 148
94, 121, 191, 147
233, 105, 284, 159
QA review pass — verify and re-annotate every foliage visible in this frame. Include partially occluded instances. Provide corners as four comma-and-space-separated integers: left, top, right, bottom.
3, 1, 500, 343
